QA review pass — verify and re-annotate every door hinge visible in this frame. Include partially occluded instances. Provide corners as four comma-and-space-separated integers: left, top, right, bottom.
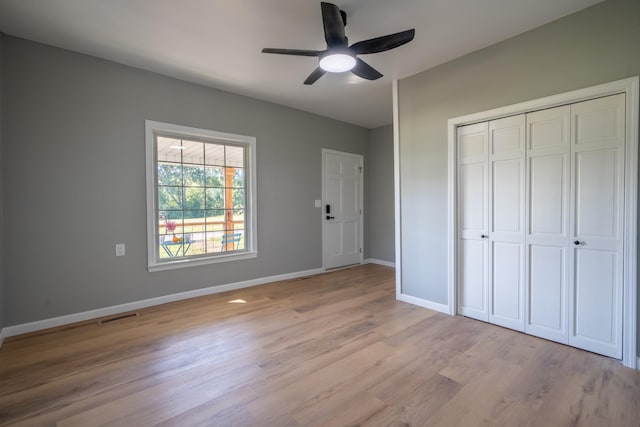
358, 166, 363, 174
359, 248, 362, 253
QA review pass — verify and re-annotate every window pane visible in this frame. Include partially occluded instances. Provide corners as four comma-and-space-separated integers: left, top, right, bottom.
160, 210, 183, 222
206, 166, 224, 187
210, 231, 225, 252
183, 165, 204, 187
164, 232, 189, 257
232, 189, 245, 209
157, 163, 182, 186
157, 136, 183, 163
184, 187, 205, 214
206, 188, 224, 209
158, 186, 183, 210
158, 213, 184, 259
226, 145, 244, 168
205, 222, 223, 233
232, 229, 245, 251
173, 220, 187, 235
205, 144, 225, 166
183, 211, 205, 231
159, 212, 180, 236
189, 236, 205, 256
206, 209, 225, 221
181, 214, 204, 256
206, 209, 224, 226
220, 230, 242, 252
182, 140, 205, 165
232, 208, 245, 221
202, 231, 216, 254
232, 168, 245, 188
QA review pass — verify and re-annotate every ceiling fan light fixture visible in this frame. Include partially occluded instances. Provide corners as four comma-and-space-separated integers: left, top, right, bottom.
319, 52, 356, 73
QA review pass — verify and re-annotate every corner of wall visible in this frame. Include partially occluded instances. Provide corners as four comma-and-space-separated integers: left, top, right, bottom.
367, 123, 396, 264
0, 31, 6, 346
363, 131, 372, 260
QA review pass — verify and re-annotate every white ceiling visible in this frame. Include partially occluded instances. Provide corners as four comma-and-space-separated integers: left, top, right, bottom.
0, 0, 602, 129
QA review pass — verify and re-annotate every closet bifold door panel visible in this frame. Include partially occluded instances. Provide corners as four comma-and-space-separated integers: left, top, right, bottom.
488, 115, 526, 331
457, 122, 489, 321
455, 90, 629, 360
457, 116, 526, 327
568, 94, 625, 359
525, 106, 571, 344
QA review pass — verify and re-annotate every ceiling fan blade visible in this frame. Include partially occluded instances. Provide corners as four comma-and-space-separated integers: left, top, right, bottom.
350, 29, 415, 55
351, 58, 383, 80
304, 67, 327, 85
262, 48, 322, 57
321, 2, 346, 47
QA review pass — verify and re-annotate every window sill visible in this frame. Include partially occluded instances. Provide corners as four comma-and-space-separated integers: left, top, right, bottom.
148, 251, 258, 272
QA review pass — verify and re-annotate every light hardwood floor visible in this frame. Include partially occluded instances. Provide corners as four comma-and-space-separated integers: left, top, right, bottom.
1, 264, 639, 426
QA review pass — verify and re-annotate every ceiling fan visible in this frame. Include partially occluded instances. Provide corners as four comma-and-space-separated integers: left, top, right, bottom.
262, 2, 415, 85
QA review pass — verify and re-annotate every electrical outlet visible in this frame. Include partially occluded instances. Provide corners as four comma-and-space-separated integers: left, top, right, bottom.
115, 243, 126, 257
315, 199, 322, 208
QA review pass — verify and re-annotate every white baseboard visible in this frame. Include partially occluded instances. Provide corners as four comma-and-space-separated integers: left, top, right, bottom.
397, 293, 450, 314
3, 267, 325, 338
364, 258, 395, 268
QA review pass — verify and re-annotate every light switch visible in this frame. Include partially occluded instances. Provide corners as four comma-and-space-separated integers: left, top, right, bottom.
115, 243, 126, 256
315, 199, 322, 208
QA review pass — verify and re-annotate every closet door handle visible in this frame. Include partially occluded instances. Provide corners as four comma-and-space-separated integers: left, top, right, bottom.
481, 234, 488, 239
574, 240, 582, 246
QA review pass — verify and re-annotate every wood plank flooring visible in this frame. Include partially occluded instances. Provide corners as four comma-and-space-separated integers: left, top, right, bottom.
0, 264, 639, 426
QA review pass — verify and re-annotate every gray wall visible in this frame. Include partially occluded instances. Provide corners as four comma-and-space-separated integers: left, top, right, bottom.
1, 36, 368, 326
0, 33, 4, 333
367, 125, 395, 263
397, 0, 639, 348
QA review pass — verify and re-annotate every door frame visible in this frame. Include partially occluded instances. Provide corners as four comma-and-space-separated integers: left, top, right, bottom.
321, 148, 364, 270
446, 77, 639, 368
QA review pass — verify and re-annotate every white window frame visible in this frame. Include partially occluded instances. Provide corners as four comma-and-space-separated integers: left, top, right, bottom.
145, 120, 257, 272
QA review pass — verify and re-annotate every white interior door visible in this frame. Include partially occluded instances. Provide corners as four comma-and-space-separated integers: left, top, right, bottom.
525, 105, 571, 344
489, 115, 526, 331
568, 94, 625, 358
457, 122, 489, 321
322, 149, 363, 270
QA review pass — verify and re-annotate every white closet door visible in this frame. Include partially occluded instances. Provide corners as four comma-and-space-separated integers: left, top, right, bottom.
488, 115, 526, 331
526, 106, 571, 344
569, 94, 625, 358
457, 122, 489, 321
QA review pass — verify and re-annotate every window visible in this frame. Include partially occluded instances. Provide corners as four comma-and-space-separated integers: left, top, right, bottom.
145, 121, 257, 271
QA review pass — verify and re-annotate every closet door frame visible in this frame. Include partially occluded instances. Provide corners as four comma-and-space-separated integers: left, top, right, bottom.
446, 77, 639, 369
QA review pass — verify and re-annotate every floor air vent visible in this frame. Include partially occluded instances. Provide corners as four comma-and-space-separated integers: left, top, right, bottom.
98, 312, 139, 325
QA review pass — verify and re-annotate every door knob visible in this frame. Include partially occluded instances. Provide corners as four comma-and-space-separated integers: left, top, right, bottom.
574, 240, 582, 245
481, 234, 488, 239
326, 215, 335, 220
